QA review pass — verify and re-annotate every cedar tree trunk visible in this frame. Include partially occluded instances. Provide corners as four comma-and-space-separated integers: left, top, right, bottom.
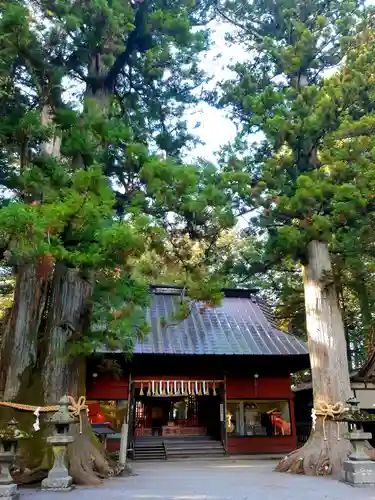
276, 240, 352, 477
0, 104, 112, 485
0, 264, 112, 485
42, 262, 111, 485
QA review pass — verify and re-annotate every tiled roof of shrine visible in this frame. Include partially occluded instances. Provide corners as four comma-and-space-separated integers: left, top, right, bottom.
130, 286, 308, 357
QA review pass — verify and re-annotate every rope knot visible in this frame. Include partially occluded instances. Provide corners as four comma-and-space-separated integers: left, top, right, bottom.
312, 400, 347, 441
68, 396, 88, 434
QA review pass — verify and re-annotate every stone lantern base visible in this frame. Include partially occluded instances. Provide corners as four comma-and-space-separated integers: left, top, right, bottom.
41, 395, 76, 493
342, 460, 375, 487
41, 475, 73, 492
40, 435, 75, 492
0, 483, 19, 499
342, 431, 375, 487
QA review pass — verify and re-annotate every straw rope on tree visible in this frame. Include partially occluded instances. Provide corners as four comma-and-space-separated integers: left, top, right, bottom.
312, 401, 347, 441
0, 396, 88, 433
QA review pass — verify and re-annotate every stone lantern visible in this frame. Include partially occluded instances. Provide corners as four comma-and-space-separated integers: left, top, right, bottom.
0, 418, 26, 500
41, 395, 77, 492
346, 397, 361, 432
341, 396, 375, 487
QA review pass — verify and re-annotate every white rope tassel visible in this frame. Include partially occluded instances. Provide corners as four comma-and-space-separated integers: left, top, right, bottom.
33, 407, 41, 432
167, 380, 170, 395
203, 381, 207, 395
311, 408, 317, 432
195, 381, 198, 395
174, 380, 177, 395
181, 381, 185, 395
159, 381, 163, 396
188, 381, 191, 395
152, 380, 155, 396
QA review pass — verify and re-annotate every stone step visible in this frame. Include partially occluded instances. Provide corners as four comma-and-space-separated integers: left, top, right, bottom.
135, 443, 164, 449
167, 448, 225, 456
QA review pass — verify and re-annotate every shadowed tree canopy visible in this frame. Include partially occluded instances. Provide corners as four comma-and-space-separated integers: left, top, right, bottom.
0, 0, 254, 485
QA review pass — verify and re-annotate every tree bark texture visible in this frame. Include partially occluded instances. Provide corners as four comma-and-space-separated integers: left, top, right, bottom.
0, 265, 48, 401
0, 106, 111, 485
0, 266, 111, 484
353, 274, 373, 354
40, 105, 61, 157
42, 263, 92, 402
42, 264, 111, 485
276, 240, 352, 477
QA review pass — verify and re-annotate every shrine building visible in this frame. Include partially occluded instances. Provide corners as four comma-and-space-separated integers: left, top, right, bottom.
86, 285, 309, 460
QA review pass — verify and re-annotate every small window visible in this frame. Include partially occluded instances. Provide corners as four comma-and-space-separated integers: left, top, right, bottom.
226, 400, 291, 437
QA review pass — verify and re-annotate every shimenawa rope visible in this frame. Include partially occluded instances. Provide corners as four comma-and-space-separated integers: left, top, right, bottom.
311, 401, 347, 441
0, 396, 88, 434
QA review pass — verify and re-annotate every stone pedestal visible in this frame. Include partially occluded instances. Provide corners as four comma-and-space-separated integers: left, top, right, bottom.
41, 396, 76, 492
0, 483, 19, 500
0, 456, 19, 500
342, 431, 375, 487
41, 436, 74, 492
0, 419, 23, 500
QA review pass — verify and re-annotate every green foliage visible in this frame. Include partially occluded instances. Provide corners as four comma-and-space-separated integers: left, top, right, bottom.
0, 0, 247, 357
218, 0, 367, 256
0, 270, 14, 321
0, 426, 30, 441
215, 0, 375, 365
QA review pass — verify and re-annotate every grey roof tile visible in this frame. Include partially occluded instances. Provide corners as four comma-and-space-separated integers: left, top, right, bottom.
131, 290, 308, 357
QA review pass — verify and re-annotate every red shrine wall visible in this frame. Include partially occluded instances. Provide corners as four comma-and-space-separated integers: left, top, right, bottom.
226, 375, 297, 455
87, 374, 297, 456
226, 376, 293, 399
87, 378, 129, 400
87, 374, 293, 400
227, 435, 296, 454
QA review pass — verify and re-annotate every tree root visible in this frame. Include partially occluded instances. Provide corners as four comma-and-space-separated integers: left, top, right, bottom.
68, 418, 113, 486
114, 462, 134, 477
12, 466, 48, 485
275, 421, 351, 478
5, 410, 121, 487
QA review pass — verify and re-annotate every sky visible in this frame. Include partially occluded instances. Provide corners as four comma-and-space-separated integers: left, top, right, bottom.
184, 21, 245, 164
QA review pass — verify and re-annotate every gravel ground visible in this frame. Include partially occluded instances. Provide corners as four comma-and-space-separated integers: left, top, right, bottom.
20, 459, 375, 500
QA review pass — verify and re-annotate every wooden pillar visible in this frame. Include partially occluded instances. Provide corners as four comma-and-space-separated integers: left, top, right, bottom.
223, 373, 228, 453
127, 378, 137, 454
289, 396, 297, 447
119, 373, 132, 465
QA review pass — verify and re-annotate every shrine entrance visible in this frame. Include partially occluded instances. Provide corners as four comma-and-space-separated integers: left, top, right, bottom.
130, 379, 224, 443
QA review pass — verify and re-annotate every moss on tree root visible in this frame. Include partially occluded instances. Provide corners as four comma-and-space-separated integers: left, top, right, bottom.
68, 415, 112, 486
